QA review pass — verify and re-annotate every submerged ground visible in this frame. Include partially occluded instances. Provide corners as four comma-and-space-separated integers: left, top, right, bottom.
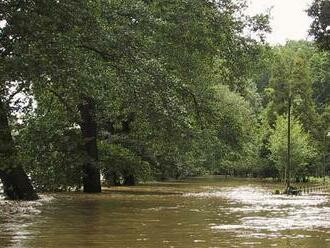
1, 177, 330, 248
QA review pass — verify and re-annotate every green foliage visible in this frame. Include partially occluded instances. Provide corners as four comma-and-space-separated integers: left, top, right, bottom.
1, 0, 327, 194
196, 84, 259, 175
310, 50, 330, 112
269, 115, 317, 180
308, 0, 330, 51
266, 41, 317, 128
99, 141, 152, 186
16, 110, 84, 191
255, 41, 329, 179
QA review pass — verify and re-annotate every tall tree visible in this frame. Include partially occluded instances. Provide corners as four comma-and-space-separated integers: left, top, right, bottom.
0, 97, 38, 200
269, 115, 317, 181
0, 2, 39, 200
0, 0, 107, 193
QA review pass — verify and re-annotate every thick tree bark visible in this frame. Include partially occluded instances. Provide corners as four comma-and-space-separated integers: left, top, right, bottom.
78, 96, 101, 193
0, 98, 38, 200
0, 167, 39, 200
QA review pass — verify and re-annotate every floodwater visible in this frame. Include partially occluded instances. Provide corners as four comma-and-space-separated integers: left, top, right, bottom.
1, 177, 330, 248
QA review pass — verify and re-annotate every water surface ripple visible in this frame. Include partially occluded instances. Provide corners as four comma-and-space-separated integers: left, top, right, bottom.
1, 178, 330, 247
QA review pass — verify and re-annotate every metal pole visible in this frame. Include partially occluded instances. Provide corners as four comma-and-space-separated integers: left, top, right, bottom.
324, 132, 326, 183
287, 95, 291, 189
324, 131, 329, 183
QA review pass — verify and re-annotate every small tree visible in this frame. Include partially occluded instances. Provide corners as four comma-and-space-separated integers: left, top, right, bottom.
269, 115, 317, 181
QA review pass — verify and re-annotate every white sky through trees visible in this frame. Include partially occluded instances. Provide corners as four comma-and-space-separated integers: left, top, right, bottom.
248, 0, 314, 44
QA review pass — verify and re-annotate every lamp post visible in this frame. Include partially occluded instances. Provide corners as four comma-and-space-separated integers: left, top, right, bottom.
324, 130, 330, 183
286, 95, 292, 190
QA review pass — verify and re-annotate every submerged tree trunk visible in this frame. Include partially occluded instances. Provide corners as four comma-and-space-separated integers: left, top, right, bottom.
0, 98, 38, 200
78, 96, 101, 193
0, 167, 39, 200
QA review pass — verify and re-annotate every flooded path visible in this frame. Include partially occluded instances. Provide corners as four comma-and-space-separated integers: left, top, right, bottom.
1, 177, 330, 247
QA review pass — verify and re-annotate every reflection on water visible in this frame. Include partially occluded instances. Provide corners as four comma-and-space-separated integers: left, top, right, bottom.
1, 178, 330, 248
0, 196, 53, 248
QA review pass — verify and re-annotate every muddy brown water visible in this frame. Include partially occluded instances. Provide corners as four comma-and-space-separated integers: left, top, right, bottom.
1, 177, 330, 248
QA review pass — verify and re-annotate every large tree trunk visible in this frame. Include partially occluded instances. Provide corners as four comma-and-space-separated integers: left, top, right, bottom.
0, 98, 38, 200
78, 96, 101, 193
0, 167, 39, 200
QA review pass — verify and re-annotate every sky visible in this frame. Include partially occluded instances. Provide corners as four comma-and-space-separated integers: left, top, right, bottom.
248, 0, 314, 45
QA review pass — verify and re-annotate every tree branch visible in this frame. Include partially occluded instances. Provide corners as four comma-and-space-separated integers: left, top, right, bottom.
48, 88, 77, 114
